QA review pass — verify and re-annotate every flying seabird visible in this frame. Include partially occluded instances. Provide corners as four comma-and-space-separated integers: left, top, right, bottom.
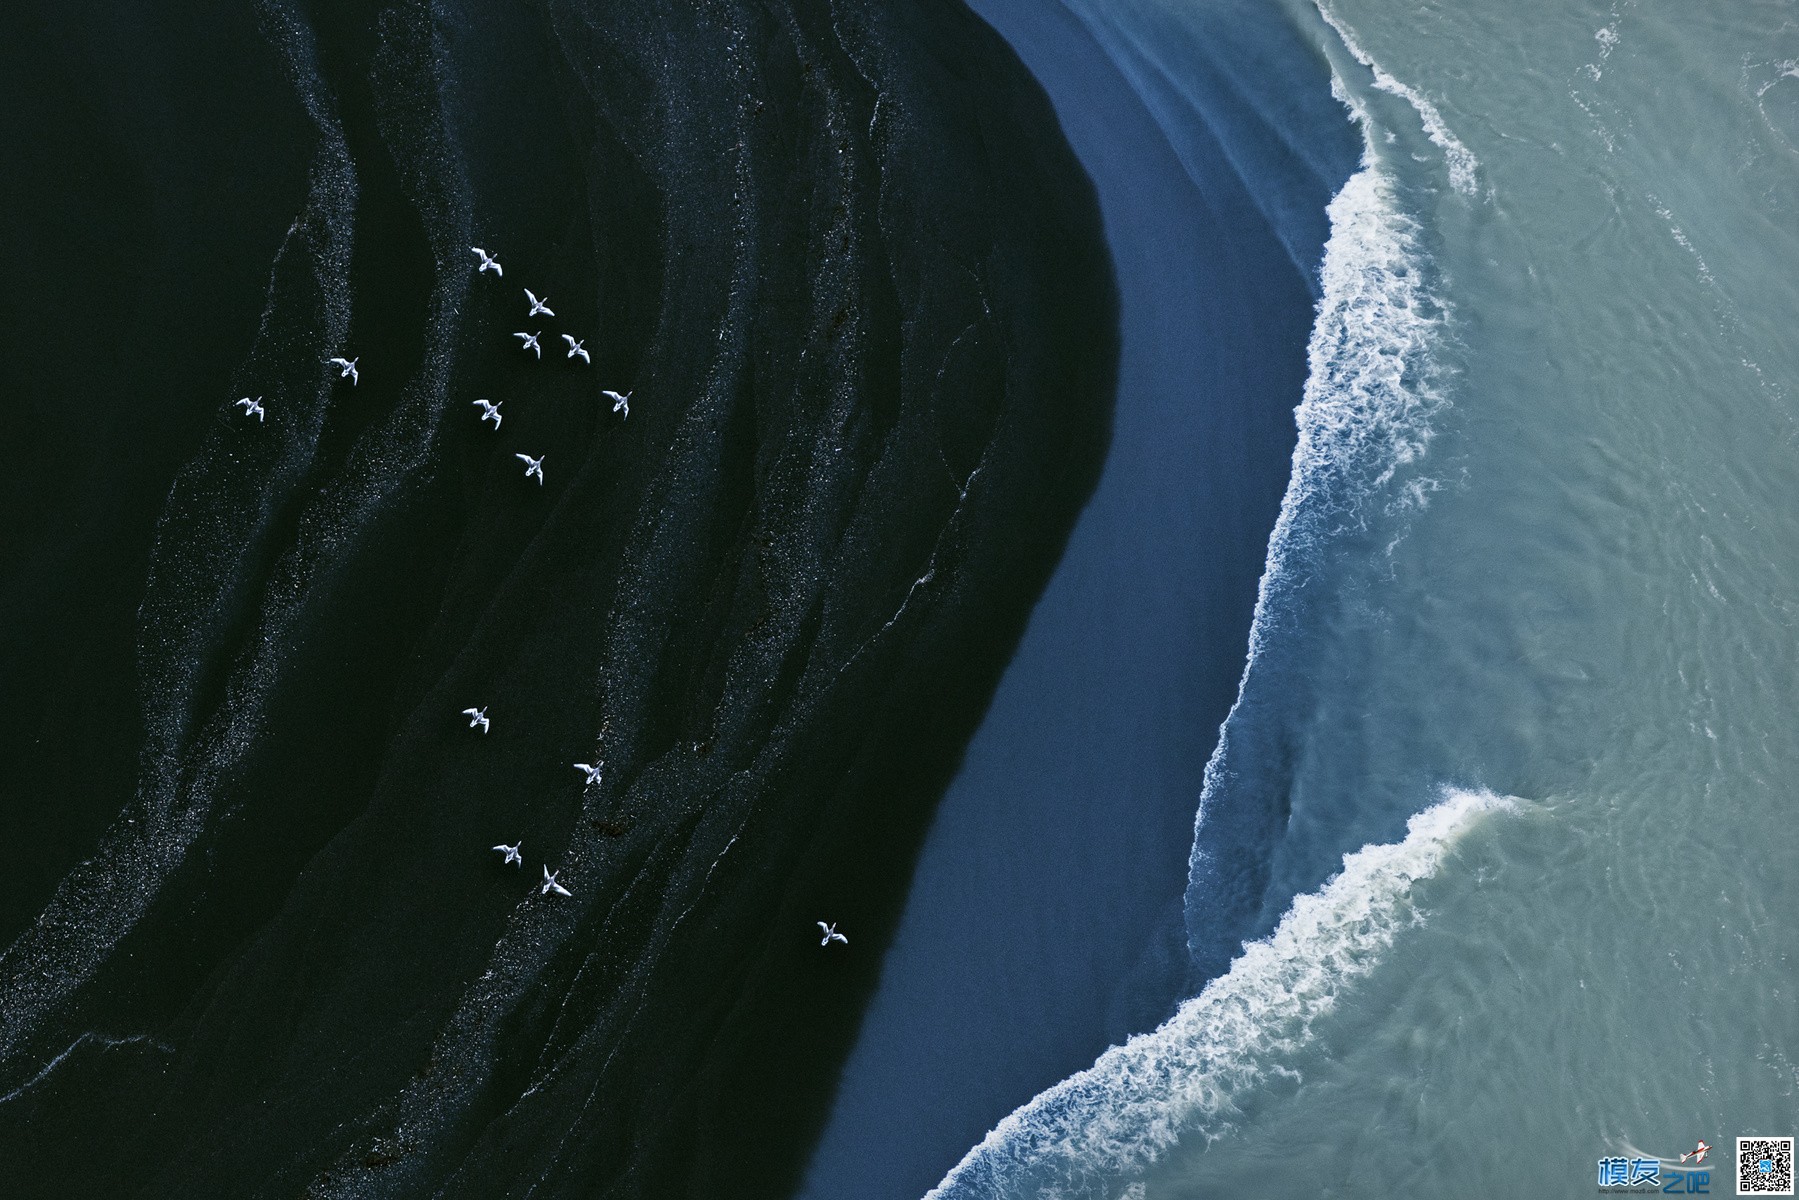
525, 289, 555, 318
817, 921, 848, 947
470, 246, 503, 276
462, 706, 490, 734
514, 331, 542, 359
234, 396, 265, 422
541, 866, 572, 897
472, 398, 503, 430
603, 389, 631, 419
561, 334, 590, 364
515, 453, 545, 485
573, 761, 603, 786
492, 841, 523, 866
327, 356, 360, 385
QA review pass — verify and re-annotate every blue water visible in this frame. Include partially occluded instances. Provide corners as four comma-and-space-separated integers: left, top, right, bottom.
796, 4, 1355, 1196
917, 0, 1799, 1196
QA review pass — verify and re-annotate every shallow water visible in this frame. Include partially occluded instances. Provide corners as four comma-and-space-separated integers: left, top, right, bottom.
795, 1, 1354, 1195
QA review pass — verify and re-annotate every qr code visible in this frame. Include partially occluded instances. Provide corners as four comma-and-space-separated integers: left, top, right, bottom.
1738, 1137, 1794, 1195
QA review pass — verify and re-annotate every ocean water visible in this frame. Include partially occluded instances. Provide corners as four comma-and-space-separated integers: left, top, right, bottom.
928, 0, 1799, 1195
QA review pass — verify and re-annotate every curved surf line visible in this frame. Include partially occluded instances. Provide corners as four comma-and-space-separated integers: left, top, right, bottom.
928, 788, 1519, 1199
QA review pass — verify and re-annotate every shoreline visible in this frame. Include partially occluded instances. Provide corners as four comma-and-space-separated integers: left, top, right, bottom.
797, 1, 1358, 1196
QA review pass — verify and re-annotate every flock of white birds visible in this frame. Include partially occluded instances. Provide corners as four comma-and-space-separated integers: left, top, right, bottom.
230, 246, 844, 942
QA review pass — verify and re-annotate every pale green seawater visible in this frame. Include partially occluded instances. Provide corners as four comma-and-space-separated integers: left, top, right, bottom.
933, 0, 1799, 1195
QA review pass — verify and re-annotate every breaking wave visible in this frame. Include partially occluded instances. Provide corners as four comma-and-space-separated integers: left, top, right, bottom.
927, 788, 1517, 1199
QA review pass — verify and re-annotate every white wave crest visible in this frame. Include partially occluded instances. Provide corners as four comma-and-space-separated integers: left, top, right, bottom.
1183, 153, 1449, 943
928, 789, 1517, 1200
1315, 2, 1480, 197
1284, 161, 1448, 535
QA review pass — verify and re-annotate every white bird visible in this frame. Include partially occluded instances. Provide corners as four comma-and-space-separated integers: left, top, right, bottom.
514, 331, 542, 359
525, 289, 555, 318
603, 389, 632, 419
492, 841, 522, 866
573, 762, 603, 786
470, 246, 503, 276
541, 866, 572, 897
817, 921, 848, 947
462, 706, 490, 734
327, 356, 359, 385
561, 334, 590, 364
235, 396, 265, 422
472, 398, 503, 430
515, 453, 545, 485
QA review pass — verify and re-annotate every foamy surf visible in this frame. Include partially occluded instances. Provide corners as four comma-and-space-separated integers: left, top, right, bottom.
927, 789, 1518, 1200
1314, 1, 1480, 197
1182, 143, 1449, 969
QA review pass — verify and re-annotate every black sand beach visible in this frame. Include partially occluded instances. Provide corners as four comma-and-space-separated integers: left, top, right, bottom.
0, 2, 1114, 1196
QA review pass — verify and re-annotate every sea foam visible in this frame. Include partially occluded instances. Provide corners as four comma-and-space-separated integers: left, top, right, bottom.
927, 788, 1517, 1199
1314, 1, 1480, 197
1182, 142, 1450, 966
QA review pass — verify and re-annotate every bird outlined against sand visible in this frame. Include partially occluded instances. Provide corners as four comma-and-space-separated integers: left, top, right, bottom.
561, 334, 590, 364
462, 706, 490, 733
471, 247, 503, 276
515, 453, 544, 485
817, 922, 848, 947
541, 866, 572, 897
472, 398, 502, 430
514, 331, 542, 359
493, 841, 522, 867
573, 762, 604, 786
235, 396, 265, 422
327, 356, 359, 385
525, 289, 554, 318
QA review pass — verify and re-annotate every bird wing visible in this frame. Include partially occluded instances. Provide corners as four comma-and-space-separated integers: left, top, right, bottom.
817, 922, 829, 934
514, 332, 530, 343
515, 453, 532, 465
562, 334, 576, 347
552, 882, 572, 896
462, 708, 480, 716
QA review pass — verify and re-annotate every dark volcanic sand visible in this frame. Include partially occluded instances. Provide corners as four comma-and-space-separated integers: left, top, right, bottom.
0, 1, 1116, 1196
